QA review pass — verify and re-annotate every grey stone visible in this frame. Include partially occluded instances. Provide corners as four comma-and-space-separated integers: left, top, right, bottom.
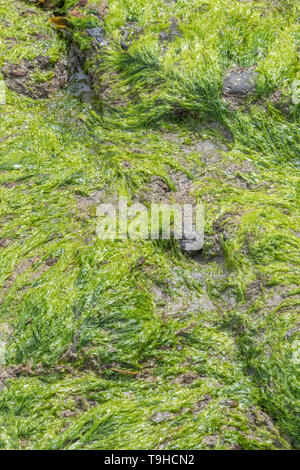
223, 69, 258, 95
86, 27, 107, 45
149, 411, 174, 423
178, 228, 204, 255
86, 27, 105, 38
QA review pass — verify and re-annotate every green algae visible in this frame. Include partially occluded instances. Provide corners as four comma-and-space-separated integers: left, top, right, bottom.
0, 1, 66, 66
0, 0, 299, 450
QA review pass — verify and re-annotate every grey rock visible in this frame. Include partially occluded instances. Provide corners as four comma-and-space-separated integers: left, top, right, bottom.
120, 40, 128, 50
178, 228, 204, 256
86, 27, 104, 38
149, 411, 174, 423
86, 27, 107, 45
223, 69, 258, 95
159, 18, 181, 42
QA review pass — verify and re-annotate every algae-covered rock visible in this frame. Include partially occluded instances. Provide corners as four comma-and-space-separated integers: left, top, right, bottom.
0, 0, 298, 450
0, 1, 68, 99
2, 56, 69, 99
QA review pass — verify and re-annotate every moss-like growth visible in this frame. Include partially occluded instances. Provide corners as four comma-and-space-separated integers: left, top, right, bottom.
0, 0, 298, 449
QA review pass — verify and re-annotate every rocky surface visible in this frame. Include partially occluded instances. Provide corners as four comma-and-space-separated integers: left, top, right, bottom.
2, 56, 69, 99
223, 68, 258, 96
0, 0, 298, 451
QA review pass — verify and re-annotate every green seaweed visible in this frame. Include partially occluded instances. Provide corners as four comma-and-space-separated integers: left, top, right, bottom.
0, 0, 299, 450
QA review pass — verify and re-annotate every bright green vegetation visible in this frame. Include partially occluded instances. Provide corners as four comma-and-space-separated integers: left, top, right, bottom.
0, 0, 299, 449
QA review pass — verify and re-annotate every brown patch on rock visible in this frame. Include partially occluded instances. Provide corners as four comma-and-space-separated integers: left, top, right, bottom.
136, 176, 172, 204
136, 168, 194, 208
29, 32, 51, 41
213, 211, 243, 236
0, 323, 13, 390
1, 255, 39, 295
74, 395, 90, 411
170, 170, 194, 204
245, 407, 287, 449
192, 395, 212, 414
60, 409, 78, 418
159, 18, 181, 43
230, 443, 243, 450
20, 9, 38, 17
45, 255, 59, 267
120, 22, 144, 44
2, 55, 69, 99
0, 254, 53, 302
246, 284, 300, 319
245, 278, 264, 301
257, 88, 291, 115
202, 434, 218, 448
285, 324, 300, 339
221, 399, 239, 408
3, 181, 21, 188
0, 238, 11, 249
75, 190, 106, 214
0, 365, 15, 391
246, 406, 281, 438
88, 1, 109, 18
13, 362, 43, 377
173, 371, 199, 384
149, 411, 175, 423
5, 37, 19, 46
61, 346, 78, 363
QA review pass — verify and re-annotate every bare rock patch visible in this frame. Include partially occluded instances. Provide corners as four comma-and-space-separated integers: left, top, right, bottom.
2, 55, 69, 99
